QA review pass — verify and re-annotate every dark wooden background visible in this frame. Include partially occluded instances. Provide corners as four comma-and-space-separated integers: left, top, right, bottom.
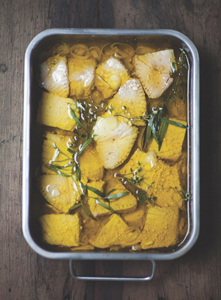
0, 0, 221, 299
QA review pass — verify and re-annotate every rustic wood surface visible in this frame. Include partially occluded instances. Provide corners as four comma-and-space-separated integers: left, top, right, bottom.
0, 0, 221, 299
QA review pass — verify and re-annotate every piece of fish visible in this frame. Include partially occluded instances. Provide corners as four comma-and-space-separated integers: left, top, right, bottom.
39, 213, 80, 247
36, 92, 80, 131
36, 174, 85, 213
68, 57, 97, 98
41, 131, 76, 175
147, 118, 187, 162
120, 149, 183, 208
93, 116, 138, 169
89, 214, 141, 249
134, 49, 176, 98
94, 57, 130, 99
104, 78, 147, 126
39, 55, 69, 98
78, 143, 104, 181
141, 206, 179, 249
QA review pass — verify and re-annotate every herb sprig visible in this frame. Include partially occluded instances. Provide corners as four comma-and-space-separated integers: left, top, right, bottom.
169, 186, 192, 201
131, 48, 188, 151
166, 47, 188, 103
114, 162, 157, 206
68, 184, 129, 219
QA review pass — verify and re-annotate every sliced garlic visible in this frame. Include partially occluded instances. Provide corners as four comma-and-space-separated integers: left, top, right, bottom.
107, 74, 122, 91
142, 150, 157, 168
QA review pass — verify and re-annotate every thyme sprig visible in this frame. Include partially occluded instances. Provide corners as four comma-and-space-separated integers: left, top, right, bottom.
136, 189, 157, 205
115, 162, 157, 205
169, 186, 192, 201
115, 161, 144, 185
72, 99, 106, 141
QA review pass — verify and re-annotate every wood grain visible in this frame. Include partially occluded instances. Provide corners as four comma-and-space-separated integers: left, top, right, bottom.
0, 0, 221, 299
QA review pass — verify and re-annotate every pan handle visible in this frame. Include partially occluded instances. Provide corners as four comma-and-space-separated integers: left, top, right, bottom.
69, 260, 156, 281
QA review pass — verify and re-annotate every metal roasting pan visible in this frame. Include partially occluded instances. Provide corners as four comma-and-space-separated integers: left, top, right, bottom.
23, 29, 200, 281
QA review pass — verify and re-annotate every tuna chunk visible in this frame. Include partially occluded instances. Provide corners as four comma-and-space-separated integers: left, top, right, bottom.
147, 118, 187, 162
120, 149, 183, 208
68, 57, 97, 98
93, 116, 138, 169
39, 55, 69, 97
105, 78, 147, 126
78, 144, 104, 181
141, 206, 179, 249
36, 174, 84, 213
36, 92, 80, 131
135, 49, 176, 98
89, 214, 141, 248
94, 57, 130, 98
39, 213, 80, 247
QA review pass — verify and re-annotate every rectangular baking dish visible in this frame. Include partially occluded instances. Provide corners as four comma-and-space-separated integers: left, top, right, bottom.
23, 28, 200, 281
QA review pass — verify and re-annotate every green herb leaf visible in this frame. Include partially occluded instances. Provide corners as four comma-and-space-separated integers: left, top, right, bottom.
75, 163, 81, 181
161, 118, 187, 128
158, 117, 168, 151
44, 165, 71, 177
78, 136, 93, 155
68, 203, 82, 212
104, 191, 129, 200
137, 190, 148, 205
70, 108, 86, 131
96, 200, 115, 213
105, 189, 117, 197
171, 62, 176, 74
67, 148, 75, 154
142, 125, 152, 151
81, 204, 97, 221
86, 185, 105, 198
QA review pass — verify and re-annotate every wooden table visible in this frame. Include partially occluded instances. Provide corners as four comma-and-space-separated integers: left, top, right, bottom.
0, 0, 220, 299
